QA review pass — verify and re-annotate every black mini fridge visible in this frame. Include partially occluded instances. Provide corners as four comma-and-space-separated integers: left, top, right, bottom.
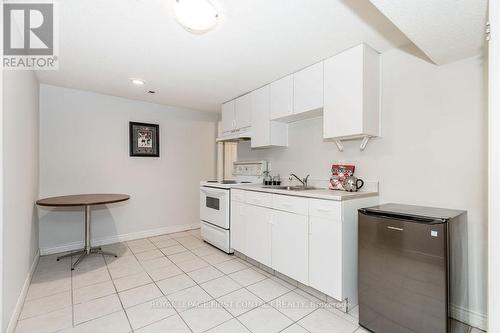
358, 204, 468, 333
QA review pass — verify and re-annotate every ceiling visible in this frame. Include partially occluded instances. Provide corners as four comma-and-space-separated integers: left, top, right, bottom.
368, 0, 488, 65
36, 0, 410, 112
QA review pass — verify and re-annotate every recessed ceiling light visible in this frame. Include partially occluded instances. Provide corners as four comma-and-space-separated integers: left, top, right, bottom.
174, 0, 219, 34
130, 78, 145, 86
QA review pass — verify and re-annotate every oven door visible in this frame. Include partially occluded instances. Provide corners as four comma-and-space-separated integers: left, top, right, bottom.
200, 186, 230, 229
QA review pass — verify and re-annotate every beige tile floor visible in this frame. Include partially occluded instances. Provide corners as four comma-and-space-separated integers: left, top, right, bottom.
15, 229, 483, 333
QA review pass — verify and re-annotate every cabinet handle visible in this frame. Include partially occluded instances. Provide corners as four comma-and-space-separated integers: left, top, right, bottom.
387, 226, 404, 231
316, 207, 330, 213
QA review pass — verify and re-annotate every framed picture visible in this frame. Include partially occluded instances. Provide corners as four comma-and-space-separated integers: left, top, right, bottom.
129, 122, 160, 157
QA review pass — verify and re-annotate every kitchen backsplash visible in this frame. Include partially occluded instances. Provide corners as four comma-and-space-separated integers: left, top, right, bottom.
237, 117, 374, 182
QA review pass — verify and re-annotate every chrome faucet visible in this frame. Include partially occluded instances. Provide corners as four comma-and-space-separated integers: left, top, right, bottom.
289, 173, 310, 187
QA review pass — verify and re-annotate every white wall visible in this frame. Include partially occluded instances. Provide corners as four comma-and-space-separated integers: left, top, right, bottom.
39, 85, 219, 253
2, 70, 40, 331
238, 47, 488, 325
489, 2, 500, 332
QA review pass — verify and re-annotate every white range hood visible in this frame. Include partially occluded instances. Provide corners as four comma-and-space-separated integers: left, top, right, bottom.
216, 128, 252, 142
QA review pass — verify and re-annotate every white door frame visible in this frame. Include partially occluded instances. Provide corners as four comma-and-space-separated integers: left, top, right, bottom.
489, 0, 499, 331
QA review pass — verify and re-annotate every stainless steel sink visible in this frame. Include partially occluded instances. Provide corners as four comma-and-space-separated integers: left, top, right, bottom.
262, 185, 317, 191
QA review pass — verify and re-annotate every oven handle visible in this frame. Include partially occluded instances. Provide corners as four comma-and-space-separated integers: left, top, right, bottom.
200, 188, 226, 197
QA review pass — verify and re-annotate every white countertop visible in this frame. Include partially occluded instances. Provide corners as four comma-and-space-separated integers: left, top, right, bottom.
233, 184, 378, 201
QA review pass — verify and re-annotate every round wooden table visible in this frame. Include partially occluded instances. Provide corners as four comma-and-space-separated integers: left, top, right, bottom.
37, 194, 130, 270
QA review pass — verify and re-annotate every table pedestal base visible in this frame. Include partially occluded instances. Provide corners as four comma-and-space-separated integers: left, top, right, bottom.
57, 247, 117, 270
56, 205, 117, 270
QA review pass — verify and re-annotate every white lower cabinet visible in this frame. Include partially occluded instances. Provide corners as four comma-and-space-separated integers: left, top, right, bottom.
271, 210, 309, 284
245, 204, 272, 267
230, 200, 246, 253
231, 190, 378, 308
309, 216, 342, 300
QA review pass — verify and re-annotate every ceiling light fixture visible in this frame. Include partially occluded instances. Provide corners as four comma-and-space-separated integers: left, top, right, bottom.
174, 0, 219, 34
130, 78, 145, 86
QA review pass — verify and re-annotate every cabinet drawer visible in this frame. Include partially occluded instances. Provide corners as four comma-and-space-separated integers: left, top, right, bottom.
309, 199, 342, 220
231, 189, 246, 202
245, 191, 273, 208
272, 194, 308, 215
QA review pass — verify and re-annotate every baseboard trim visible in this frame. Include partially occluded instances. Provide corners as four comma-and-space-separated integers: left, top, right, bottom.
39, 223, 201, 255
6, 250, 40, 333
451, 303, 487, 331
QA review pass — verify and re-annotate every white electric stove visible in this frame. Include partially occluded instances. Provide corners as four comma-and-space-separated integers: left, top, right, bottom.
200, 161, 267, 253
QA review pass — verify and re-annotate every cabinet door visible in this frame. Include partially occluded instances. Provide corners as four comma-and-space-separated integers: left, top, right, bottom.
235, 94, 252, 130
323, 46, 363, 138
230, 201, 246, 253
323, 44, 380, 139
270, 75, 294, 120
272, 210, 309, 284
309, 216, 342, 300
293, 62, 323, 114
251, 85, 270, 148
245, 205, 272, 267
221, 101, 235, 133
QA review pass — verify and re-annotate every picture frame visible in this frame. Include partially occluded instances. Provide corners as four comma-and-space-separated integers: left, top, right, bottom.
129, 122, 160, 157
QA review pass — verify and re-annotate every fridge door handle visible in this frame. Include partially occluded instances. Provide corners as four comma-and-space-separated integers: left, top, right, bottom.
387, 226, 404, 231
360, 211, 446, 224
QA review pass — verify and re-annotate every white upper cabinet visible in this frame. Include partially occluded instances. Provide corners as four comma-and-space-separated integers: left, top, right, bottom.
251, 86, 271, 147
221, 43, 381, 150
270, 74, 294, 121
323, 44, 380, 140
221, 100, 235, 133
269, 63, 323, 123
234, 93, 252, 130
251, 85, 288, 148
221, 94, 251, 134
293, 62, 324, 115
